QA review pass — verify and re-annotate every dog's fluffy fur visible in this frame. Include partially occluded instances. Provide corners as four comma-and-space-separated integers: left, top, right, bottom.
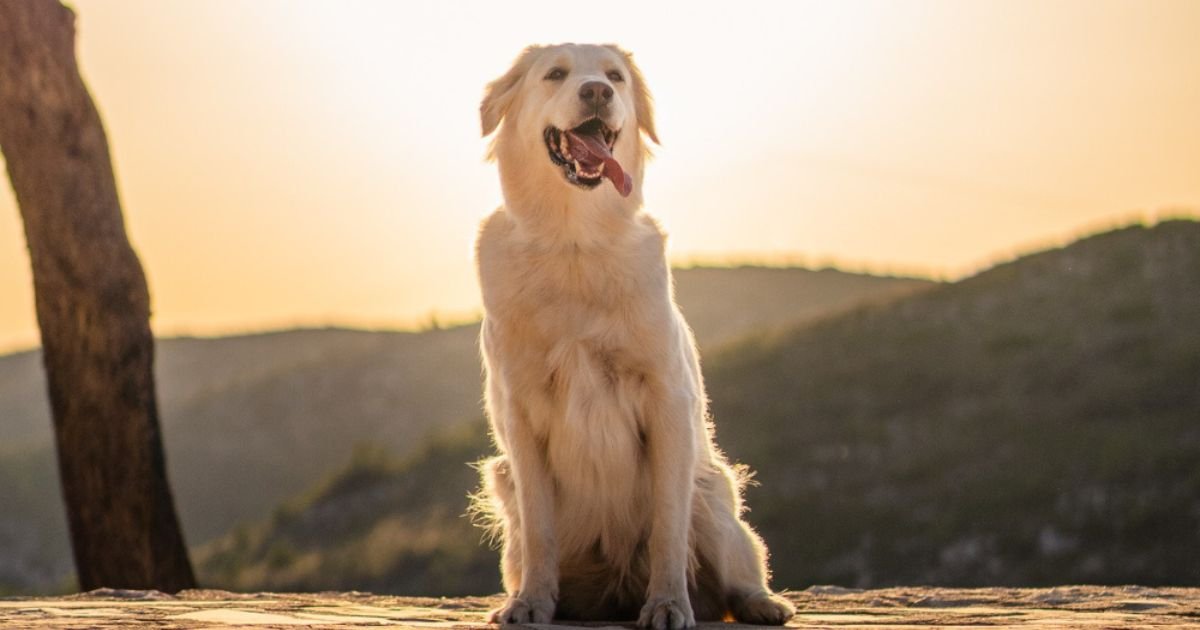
473, 44, 794, 629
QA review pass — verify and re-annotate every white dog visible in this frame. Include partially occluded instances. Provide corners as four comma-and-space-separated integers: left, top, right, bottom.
473, 44, 794, 629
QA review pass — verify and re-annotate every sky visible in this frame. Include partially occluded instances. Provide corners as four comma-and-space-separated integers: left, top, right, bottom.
1, 0, 1197, 353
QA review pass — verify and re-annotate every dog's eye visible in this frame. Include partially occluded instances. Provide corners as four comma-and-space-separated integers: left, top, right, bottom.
544, 67, 567, 81
607, 70, 624, 82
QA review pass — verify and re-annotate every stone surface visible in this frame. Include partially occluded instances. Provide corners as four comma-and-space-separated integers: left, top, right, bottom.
1, 586, 1199, 628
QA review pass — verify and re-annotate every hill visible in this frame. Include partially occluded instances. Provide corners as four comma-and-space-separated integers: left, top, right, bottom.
7, 586, 1200, 628
672, 265, 931, 348
708, 220, 1200, 587
0, 266, 927, 593
199, 423, 496, 595
194, 220, 1200, 593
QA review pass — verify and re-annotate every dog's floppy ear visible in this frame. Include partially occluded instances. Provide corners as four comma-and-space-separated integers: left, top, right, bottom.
609, 46, 659, 145
481, 46, 542, 137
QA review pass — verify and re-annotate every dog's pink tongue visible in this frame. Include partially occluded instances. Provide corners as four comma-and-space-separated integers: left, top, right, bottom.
565, 130, 633, 197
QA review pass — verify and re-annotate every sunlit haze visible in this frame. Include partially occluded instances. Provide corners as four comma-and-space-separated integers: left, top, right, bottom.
1, 0, 1197, 352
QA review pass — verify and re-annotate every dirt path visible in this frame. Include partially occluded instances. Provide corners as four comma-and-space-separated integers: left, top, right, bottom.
2, 586, 1198, 628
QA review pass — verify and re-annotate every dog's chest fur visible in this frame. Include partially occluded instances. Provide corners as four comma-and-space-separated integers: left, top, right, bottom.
479, 209, 677, 559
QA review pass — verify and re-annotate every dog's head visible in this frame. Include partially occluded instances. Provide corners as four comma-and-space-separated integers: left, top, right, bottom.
481, 44, 657, 205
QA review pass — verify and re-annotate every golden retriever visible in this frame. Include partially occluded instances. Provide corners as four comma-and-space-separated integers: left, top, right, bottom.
473, 43, 794, 629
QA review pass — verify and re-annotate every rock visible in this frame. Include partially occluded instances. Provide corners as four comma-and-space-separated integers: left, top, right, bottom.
1, 587, 1199, 627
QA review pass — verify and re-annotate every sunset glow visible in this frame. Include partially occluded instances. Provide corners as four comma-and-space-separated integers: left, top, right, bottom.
1, 0, 1197, 352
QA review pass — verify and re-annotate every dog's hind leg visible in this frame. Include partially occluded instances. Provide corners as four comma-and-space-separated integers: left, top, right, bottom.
695, 463, 794, 625
723, 528, 794, 625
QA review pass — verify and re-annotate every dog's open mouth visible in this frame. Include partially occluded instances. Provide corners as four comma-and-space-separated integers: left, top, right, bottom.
544, 118, 633, 197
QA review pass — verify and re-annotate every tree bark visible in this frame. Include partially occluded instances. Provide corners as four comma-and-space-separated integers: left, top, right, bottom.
0, 0, 196, 591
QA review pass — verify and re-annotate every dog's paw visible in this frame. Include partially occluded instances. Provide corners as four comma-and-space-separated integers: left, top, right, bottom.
488, 594, 555, 625
637, 595, 695, 630
732, 591, 795, 626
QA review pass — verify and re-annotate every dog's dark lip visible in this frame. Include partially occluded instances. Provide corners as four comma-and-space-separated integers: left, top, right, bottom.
544, 119, 620, 189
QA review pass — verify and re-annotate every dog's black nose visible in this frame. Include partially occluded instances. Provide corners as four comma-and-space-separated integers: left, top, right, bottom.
578, 81, 613, 107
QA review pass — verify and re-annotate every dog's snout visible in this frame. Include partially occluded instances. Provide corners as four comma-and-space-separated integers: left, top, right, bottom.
578, 81, 613, 107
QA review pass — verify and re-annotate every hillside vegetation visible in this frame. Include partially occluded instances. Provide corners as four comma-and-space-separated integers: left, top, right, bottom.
0, 266, 927, 593
197, 221, 1200, 593
708, 220, 1200, 587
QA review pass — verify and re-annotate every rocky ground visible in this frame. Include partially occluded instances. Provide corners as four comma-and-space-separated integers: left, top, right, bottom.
1, 586, 1198, 628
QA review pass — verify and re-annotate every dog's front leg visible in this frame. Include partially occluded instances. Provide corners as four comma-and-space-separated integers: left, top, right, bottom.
638, 392, 699, 630
492, 411, 559, 624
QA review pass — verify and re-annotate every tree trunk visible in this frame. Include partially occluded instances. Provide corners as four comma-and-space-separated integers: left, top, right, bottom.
0, 0, 196, 592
